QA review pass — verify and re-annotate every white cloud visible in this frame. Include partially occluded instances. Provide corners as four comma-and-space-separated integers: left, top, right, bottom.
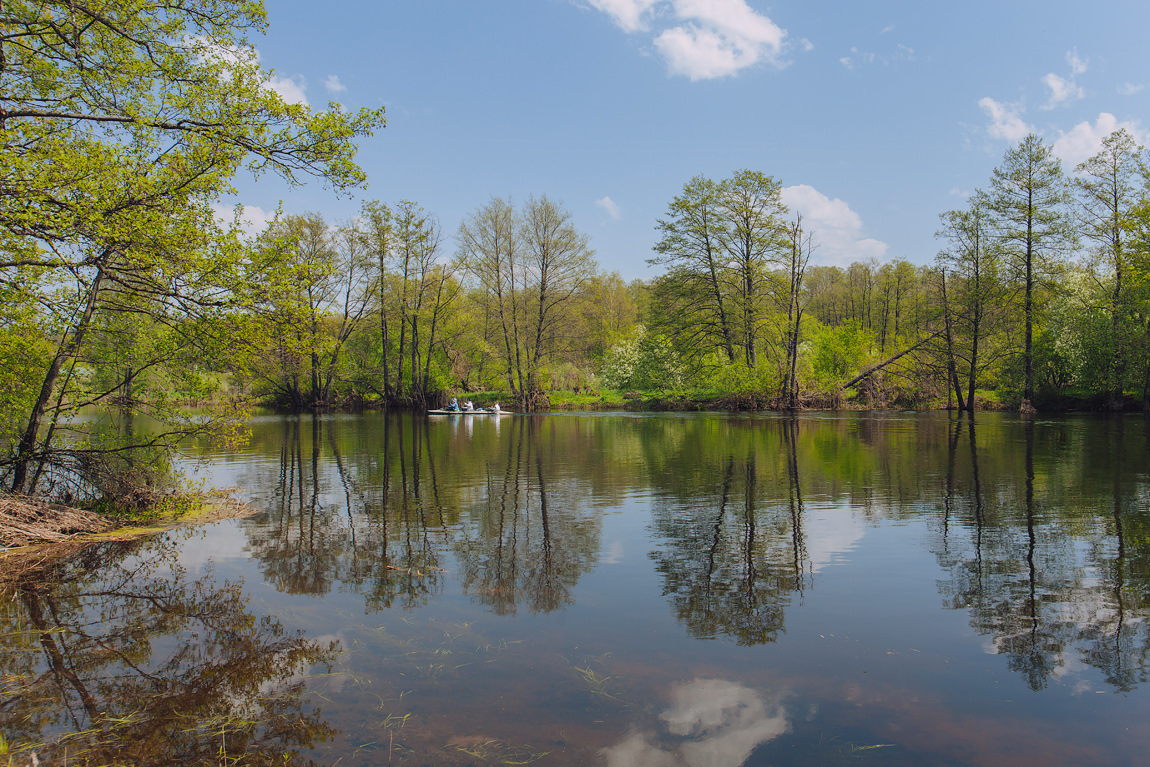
267, 74, 309, 106
1052, 113, 1148, 166
838, 42, 913, 70
191, 37, 311, 107
212, 202, 277, 239
1066, 47, 1088, 75
1042, 72, 1084, 109
803, 505, 864, 573
780, 185, 888, 266
324, 74, 347, 93
1041, 49, 1088, 109
596, 195, 622, 220
585, 0, 787, 80
799, 38, 814, 52
585, 0, 660, 32
1118, 82, 1145, 96
978, 97, 1033, 142
839, 46, 873, 70
655, 0, 787, 80
602, 679, 790, 767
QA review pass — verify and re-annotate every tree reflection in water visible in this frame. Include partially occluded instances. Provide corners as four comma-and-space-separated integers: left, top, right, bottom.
242, 414, 449, 610
935, 414, 1150, 692
0, 538, 338, 766
160, 409, 1150, 765
453, 416, 601, 614
240, 414, 601, 617
648, 417, 810, 645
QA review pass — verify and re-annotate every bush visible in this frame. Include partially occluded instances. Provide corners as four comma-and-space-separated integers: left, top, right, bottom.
808, 320, 876, 389
601, 326, 685, 391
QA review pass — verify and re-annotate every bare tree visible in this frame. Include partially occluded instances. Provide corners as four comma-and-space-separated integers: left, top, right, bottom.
520, 195, 596, 403
781, 216, 814, 409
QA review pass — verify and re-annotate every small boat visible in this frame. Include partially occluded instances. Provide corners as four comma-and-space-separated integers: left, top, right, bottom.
427, 408, 513, 416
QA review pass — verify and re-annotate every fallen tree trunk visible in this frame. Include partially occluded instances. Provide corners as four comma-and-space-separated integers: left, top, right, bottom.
839, 328, 945, 391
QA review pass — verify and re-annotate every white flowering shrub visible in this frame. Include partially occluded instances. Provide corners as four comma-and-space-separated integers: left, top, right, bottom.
601, 326, 684, 391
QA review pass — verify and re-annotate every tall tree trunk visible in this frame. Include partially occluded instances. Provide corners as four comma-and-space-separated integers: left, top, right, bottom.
11, 255, 110, 492
410, 314, 420, 402
707, 251, 735, 363
1111, 254, 1124, 410
1142, 317, 1150, 413
744, 268, 756, 368
967, 307, 981, 413
380, 272, 391, 401
1023, 201, 1035, 405
941, 271, 966, 411
423, 272, 449, 390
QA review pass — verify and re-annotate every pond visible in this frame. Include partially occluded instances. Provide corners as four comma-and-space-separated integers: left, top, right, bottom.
3, 411, 1150, 766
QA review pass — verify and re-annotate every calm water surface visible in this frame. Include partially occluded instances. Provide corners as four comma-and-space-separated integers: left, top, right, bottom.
4, 411, 1150, 766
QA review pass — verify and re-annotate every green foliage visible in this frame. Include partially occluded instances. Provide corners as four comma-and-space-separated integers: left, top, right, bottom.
694, 356, 778, 395
0, 278, 51, 451
1035, 271, 1143, 400
456, 196, 595, 408
0, 0, 382, 493
649, 171, 790, 368
808, 320, 876, 388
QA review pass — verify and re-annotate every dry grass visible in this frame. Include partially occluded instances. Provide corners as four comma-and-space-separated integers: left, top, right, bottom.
0, 493, 110, 549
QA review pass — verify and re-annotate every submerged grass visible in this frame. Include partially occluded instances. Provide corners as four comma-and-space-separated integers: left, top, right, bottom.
451, 738, 551, 765
573, 666, 625, 704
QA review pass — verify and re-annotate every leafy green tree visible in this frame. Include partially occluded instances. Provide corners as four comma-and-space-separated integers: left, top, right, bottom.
936, 197, 1013, 411
780, 216, 813, 408
520, 195, 596, 400
1075, 128, 1147, 407
804, 265, 849, 326
1, 0, 383, 495
874, 259, 918, 352
601, 325, 684, 391
1123, 200, 1150, 410
573, 271, 639, 363
808, 319, 876, 390
458, 197, 526, 397
986, 134, 1077, 406
251, 213, 373, 410
651, 175, 737, 363
720, 170, 788, 367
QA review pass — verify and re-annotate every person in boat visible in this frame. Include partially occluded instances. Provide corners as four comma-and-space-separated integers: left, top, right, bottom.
491, 402, 501, 413
463, 400, 475, 412
446, 397, 459, 412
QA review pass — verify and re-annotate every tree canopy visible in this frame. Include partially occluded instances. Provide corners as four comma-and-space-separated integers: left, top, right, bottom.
0, 0, 384, 496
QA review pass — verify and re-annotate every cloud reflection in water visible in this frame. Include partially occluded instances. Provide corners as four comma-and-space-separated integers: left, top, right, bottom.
602, 678, 789, 767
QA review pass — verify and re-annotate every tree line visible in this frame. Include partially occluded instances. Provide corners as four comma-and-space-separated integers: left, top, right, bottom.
637, 130, 1150, 413
225, 126, 1150, 418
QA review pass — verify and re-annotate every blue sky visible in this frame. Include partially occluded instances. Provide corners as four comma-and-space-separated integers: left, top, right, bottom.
225, 0, 1150, 280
